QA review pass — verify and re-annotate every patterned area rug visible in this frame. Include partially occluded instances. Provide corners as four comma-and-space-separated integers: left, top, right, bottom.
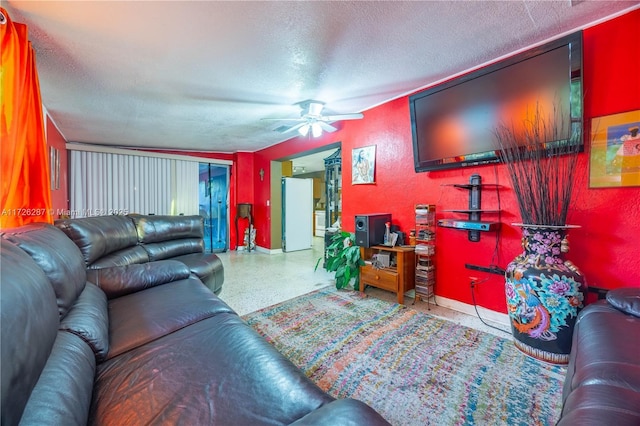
243, 287, 565, 426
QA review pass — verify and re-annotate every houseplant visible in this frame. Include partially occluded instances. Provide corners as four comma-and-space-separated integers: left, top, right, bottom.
315, 231, 364, 290
493, 103, 588, 365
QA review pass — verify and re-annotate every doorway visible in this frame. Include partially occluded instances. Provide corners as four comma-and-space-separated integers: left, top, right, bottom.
270, 143, 341, 252
198, 163, 229, 252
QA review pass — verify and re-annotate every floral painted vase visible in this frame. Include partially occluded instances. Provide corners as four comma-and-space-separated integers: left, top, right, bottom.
505, 224, 587, 365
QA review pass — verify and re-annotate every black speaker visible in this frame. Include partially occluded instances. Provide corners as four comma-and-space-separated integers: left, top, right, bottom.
355, 213, 391, 248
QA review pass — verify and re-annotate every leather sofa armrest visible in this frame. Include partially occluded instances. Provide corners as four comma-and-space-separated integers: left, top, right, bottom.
87, 260, 191, 299
289, 399, 391, 426
60, 282, 109, 361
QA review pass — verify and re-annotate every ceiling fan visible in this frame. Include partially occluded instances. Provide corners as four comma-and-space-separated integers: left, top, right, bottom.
264, 100, 364, 137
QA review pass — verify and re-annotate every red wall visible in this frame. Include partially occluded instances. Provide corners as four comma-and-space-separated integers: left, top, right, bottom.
254, 10, 640, 313
46, 116, 69, 217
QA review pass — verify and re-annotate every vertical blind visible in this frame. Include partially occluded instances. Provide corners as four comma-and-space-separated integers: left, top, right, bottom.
69, 149, 199, 217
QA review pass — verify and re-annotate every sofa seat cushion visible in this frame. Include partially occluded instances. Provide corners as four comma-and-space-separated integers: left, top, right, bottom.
172, 252, 224, 293
60, 282, 110, 361
19, 332, 96, 426
106, 277, 235, 359
557, 383, 640, 426
91, 314, 333, 426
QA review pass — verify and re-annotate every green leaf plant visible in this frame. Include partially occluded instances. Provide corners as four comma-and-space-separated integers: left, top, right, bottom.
314, 231, 365, 290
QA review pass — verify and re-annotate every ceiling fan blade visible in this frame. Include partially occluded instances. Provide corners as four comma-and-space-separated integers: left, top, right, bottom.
278, 122, 308, 134
261, 117, 306, 122
318, 122, 338, 133
321, 113, 364, 121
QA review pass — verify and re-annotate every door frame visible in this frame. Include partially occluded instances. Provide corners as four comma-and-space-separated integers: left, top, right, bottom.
270, 142, 341, 251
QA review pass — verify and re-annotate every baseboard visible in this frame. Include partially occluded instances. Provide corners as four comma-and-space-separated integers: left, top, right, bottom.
433, 295, 510, 328
254, 246, 282, 254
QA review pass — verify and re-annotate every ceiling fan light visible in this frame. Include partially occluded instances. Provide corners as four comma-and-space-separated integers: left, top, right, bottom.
298, 124, 310, 136
311, 122, 322, 137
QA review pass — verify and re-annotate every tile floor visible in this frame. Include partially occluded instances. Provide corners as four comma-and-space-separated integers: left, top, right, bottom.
216, 237, 512, 339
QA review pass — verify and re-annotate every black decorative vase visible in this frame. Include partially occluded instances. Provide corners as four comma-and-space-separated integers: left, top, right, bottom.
505, 224, 587, 365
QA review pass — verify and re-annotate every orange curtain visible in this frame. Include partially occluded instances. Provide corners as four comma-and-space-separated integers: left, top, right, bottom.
0, 7, 52, 228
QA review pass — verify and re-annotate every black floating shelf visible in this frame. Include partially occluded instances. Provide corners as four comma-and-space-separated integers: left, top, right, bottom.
440, 174, 501, 242
442, 209, 500, 214
442, 183, 502, 189
465, 263, 506, 275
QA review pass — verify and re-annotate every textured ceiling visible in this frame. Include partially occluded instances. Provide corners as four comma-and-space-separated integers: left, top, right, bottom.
4, 1, 638, 154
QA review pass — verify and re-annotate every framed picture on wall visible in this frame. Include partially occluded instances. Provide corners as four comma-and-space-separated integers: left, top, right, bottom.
49, 146, 60, 190
352, 145, 376, 184
589, 109, 640, 188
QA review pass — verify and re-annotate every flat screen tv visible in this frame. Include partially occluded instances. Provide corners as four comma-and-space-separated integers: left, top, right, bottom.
410, 31, 582, 173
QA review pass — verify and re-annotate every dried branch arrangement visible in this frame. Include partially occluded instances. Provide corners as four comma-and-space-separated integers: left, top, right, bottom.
493, 104, 582, 226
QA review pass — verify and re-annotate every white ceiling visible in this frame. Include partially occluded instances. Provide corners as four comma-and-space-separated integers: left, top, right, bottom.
4, 1, 638, 155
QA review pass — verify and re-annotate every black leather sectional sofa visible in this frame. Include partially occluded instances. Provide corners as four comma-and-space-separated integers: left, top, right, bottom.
557, 287, 640, 425
55, 214, 224, 295
1, 215, 389, 425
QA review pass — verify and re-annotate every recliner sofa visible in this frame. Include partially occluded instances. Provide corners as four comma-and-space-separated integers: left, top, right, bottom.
55, 214, 224, 295
1, 218, 389, 425
557, 288, 640, 425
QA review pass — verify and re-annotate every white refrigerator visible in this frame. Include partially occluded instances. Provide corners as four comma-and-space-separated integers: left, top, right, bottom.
282, 177, 313, 252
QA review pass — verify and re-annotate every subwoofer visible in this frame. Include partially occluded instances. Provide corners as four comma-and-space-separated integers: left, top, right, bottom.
355, 213, 391, 248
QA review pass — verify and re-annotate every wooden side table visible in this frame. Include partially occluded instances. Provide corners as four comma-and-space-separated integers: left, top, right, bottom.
360, 245, 415, 304
235, 203, 252, 251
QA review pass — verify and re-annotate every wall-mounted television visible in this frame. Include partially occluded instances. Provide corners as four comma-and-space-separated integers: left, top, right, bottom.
410, 32, 583, 173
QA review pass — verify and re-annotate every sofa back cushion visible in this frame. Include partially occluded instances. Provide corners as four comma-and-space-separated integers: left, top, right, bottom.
142, 238, 204, 261
1, 223, 86, 318
606, 287, 640, 317
55, 215, 139, 265
130, 214, 204, 243
86, 260, 191, 299
88, 245, 150, 269
1, 241, 59, 425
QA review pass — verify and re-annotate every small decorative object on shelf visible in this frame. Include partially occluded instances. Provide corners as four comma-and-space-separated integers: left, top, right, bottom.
414, 204, 436, 308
